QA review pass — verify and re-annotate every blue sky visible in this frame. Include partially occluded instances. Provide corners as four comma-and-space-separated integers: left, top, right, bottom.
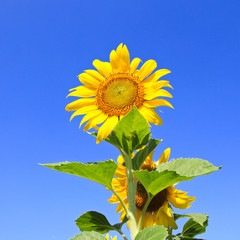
1, 0, 239, 239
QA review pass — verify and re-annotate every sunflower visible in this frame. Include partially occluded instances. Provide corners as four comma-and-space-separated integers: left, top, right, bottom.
106, 234, 117, 240
108, 149, 196, 229
66, 43, 173, 143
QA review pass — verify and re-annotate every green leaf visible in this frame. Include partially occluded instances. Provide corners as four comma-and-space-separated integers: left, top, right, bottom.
181, 215, 208, 238
132, 138, 162, 170
174, 213, 208, 227
69, 232, 106, 240
40, 160, 117, 189
75, 211, 112, 234
135, 225, 168, 240
133, 158, 221, 197
108, 106, 151, 153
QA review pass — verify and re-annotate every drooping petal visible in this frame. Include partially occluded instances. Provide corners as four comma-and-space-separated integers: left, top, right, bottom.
143, 99, 174, 109
70, 105, 98, 121
67, 86, 96, 98
93, 59, 112, 77
137, 60, 157, 80
140, 106, 163, 125
79, 109, 102, 128
158, 148, 171, 165
167, 186, 196, 209
65, 98, 96, 111
155, 202, 178, 229
83, 112, 108, 131
96, 116, 118, 143
129, 58, 142, 74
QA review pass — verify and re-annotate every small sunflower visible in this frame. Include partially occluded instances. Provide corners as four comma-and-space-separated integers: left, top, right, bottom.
66, 43, 173, 143
108, 149, 196, 229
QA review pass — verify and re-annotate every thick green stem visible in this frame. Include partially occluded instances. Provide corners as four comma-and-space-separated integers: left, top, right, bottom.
125, 153, 138, 239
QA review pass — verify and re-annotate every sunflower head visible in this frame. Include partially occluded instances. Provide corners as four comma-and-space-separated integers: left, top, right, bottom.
108, 148, 196, 230
66, 43, 173, 143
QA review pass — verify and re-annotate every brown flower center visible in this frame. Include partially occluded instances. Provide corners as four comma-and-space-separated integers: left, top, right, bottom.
135, 165, 167, 212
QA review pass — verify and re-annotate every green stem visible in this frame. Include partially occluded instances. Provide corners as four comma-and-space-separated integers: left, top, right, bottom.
137, 195, 152, 231
168, 226, 173, 240
116, 229, 128, 240
124, 153, 138, 239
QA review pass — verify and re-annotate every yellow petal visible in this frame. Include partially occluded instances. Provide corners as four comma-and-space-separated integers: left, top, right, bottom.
96, 116, 118, 143
137, 59, 157, 80
69, 105, 98, 121
84, 69, 105, 82
116, 43, 123, 55
78, 73, 101, 88
121, 45, 130, 72
143, 69, 171, 86
158, 148, 171, 164
152, 80, 173, 90
155, 202, 178, 229
83, 112, 108, 131
139, 107, 163, 125
65, 98, 96, 111
67, 86, 96, 98
93, 59, 112, 77
129, 58, 142, 74
79, 109, 102, 128
167, 186, 196, 209
110, 50, 121, 73
144, 89, 173, 100
143, 99, 174, 109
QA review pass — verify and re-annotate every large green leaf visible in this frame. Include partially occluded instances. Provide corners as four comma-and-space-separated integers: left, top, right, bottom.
132, 139, 162, 170
75, 211, 112, 234
69, 232, 105, 240
135, 225, 168, 240
107, 106, 151, 154
40, 160, 117, 189
133, 158, 221, 197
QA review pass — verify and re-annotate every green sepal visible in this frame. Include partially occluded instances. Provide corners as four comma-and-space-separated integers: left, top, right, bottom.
40, 160, 117, 189
134, 225, 168, 240
133, 158, 221, 198
69, 231, 106, 240
132, 138, 162, 170
107, 106, 151, 154
75, 211, 127, 234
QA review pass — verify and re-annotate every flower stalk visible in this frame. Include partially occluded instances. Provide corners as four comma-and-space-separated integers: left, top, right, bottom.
124, 153, 138, 239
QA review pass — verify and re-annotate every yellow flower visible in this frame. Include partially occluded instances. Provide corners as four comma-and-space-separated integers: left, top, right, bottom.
106, 233, 117, 240
66, 43, 173, 143
108, 149, 196, 229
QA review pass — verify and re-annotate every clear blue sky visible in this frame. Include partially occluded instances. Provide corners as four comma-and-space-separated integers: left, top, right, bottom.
1, 0, 239, 239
